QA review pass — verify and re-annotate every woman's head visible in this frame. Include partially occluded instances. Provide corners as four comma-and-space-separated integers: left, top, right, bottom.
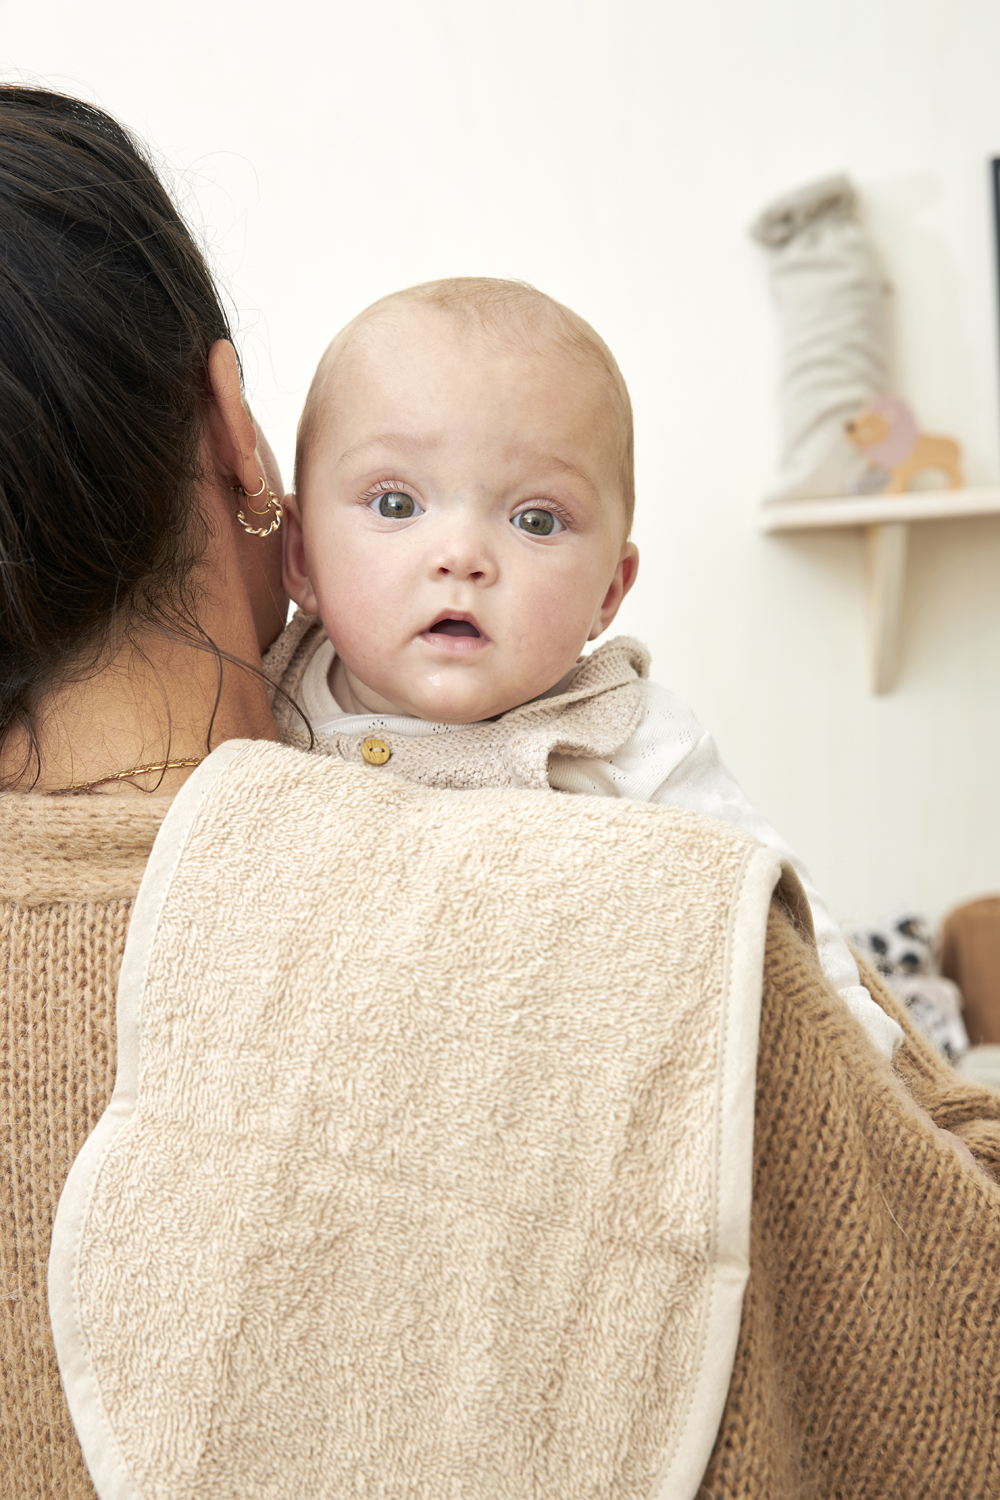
0, 86, 277, 782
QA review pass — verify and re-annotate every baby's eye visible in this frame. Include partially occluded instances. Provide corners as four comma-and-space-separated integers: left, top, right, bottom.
370, 490, 423, 519
512, 507, 563, 537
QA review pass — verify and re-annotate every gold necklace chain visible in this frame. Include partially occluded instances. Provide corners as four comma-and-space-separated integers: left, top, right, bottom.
48, 757, 204, 795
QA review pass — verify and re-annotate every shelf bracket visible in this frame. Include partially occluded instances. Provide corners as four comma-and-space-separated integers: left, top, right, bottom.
865, 521, 909, 693
762, 487, 1000, 693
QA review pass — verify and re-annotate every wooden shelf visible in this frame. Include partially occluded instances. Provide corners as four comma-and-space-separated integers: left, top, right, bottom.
759, 487, 1000, 693
761, 486, 1000, 532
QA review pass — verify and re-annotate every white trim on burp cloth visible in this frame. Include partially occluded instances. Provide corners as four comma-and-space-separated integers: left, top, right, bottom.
49, 740, 797, 1500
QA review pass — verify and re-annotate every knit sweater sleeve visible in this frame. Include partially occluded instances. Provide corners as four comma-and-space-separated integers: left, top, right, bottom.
702, 901, 1000, 1497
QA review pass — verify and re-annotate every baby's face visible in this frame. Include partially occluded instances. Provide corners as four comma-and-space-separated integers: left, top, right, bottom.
284, 305, 637, 723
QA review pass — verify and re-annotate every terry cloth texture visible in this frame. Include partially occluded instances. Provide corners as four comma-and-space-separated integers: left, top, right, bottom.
4, 769, 1000, 1496
50, 740, 798, 1500
262, 610, 650, 788
0, 792, 170, 1500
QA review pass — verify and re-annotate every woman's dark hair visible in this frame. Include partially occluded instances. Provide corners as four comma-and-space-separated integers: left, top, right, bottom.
0, 86, 236, 782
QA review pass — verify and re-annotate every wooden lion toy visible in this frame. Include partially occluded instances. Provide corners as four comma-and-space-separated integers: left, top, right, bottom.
845, 395, 963, 493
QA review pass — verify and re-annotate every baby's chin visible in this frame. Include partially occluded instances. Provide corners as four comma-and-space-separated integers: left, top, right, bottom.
405, 692, 522, 724
338, 654, 578, 723
393, 677, 552, 724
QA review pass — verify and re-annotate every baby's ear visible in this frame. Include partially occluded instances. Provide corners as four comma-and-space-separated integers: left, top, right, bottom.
280, 493, 320, 615
588, 542, 639, 640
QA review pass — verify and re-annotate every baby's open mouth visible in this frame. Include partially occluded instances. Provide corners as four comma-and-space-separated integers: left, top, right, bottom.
429, 618, 483, 638
420, 614, 490, 652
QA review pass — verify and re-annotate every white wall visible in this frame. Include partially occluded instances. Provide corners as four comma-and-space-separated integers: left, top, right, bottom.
4, 0, 1000, 927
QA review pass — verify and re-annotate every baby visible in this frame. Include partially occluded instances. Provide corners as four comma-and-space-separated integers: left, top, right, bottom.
266, 276, 901, 1060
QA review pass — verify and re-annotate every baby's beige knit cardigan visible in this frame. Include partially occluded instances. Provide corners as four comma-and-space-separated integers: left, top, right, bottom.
262, 611, 651, 787
4, 755, 1000, 1496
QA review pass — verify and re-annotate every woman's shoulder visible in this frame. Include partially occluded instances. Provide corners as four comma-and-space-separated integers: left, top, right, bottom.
0, 791, 171, 903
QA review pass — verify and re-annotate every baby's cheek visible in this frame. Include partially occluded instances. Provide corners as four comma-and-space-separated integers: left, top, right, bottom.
511, 588, 593, 682
542, 578, 599, 646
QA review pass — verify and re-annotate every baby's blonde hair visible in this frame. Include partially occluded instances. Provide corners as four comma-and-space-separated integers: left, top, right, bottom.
297, 277, 635, 534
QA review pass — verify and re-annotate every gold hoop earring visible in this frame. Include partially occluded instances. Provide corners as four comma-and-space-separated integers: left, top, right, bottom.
232, 476, 283, 537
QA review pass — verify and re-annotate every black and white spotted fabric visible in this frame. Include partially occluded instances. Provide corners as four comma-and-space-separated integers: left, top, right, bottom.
850, 915, 969, 1063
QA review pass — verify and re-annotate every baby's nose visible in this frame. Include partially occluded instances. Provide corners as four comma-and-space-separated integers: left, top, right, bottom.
436, 558, 490, 582
431, 534, 497, 585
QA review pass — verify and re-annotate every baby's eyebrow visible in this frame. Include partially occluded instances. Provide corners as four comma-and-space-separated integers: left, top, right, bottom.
530, 453, 595, 486
336, 432, 440, 468
336, 432, 600, 497
500, 443, 601, 495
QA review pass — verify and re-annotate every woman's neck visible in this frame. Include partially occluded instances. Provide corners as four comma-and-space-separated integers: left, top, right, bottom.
23, 645, 275, 797
3, 546, 279, 797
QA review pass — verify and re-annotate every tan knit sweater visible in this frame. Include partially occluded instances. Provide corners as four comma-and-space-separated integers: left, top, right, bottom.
1, 792, 170, 1500
4, 785, 1000, 1496
702, 931, 1000, 1496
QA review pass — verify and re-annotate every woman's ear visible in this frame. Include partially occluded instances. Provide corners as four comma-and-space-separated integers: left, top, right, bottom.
281, 493, 320, 615
205, 341, 258, 484
202, 343, 289, 653
588, 542, 639, 640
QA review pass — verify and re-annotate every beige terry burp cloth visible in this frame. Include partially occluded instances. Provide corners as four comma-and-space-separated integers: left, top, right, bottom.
49, 741, 806, 1500
263, 611, 650, 788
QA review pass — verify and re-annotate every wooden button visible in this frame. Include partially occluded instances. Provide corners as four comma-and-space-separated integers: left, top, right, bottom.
361, 737, 391, 766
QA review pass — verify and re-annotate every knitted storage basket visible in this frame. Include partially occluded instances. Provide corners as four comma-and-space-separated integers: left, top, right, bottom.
752, 174, 891, 503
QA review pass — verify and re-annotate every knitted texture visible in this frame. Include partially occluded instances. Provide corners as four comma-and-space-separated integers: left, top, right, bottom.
699, 920, 1000, 1497
0, 794, 168, 1500
0, 793, 172, 903
262, 612, 651, 788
